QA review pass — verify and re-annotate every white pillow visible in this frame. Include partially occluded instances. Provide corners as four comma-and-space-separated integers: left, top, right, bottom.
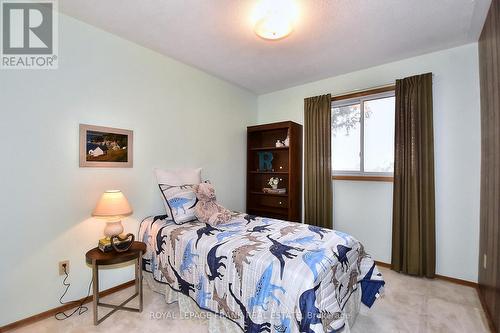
154, 168, 202, 218
154, 168, 202, 186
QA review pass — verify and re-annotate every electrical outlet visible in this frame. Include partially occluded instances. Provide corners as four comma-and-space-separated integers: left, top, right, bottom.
59, 260, 69, 275
483, 254, 487, 269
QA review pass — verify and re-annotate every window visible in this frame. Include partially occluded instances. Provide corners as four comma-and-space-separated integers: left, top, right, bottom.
331, 89, 395, 179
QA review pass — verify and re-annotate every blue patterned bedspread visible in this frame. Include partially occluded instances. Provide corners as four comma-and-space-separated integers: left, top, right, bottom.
139, 213, 384, 333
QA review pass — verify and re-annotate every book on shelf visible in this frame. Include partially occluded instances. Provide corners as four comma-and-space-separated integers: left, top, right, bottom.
263, 187, 287, 194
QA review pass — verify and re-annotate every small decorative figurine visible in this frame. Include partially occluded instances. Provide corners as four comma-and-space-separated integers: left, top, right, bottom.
268, 177, 280, 190
110, 233, 135, 252
275, 140, 285, 147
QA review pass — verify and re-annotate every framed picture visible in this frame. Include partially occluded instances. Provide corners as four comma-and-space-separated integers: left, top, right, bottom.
79, 124, 133, 168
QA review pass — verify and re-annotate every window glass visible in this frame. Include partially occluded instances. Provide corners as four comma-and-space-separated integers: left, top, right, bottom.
332, 104, 361, 172
332, 92, 395, 175
363, 97, 395, 173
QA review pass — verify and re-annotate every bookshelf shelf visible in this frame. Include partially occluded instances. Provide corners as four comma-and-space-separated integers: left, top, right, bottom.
248, 171, 289, 175
250, 191, 288, 197
249, 146, 290, 151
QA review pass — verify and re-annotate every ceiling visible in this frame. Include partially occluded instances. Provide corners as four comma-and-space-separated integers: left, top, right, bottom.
60, 0, 492, 94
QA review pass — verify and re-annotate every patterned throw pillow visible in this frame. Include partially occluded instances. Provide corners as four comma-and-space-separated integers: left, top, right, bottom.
159, 184, 198, 225
154, 168, 202, 219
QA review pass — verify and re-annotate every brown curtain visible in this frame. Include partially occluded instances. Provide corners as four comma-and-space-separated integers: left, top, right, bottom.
304, 94, 333, 228
392, 73, 435, 278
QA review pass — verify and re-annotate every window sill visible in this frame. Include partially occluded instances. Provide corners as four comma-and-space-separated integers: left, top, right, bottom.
332, 175, 394, 182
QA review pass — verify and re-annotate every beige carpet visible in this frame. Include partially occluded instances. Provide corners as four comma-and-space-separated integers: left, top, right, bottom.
10, 267, 490, 333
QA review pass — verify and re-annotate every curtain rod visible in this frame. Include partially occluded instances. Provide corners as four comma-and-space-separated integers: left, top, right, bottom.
330, 73, 434, 98
330, 83, 395, 99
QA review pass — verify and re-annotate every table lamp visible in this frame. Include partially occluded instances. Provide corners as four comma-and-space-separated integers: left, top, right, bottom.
93, 190, 133, 238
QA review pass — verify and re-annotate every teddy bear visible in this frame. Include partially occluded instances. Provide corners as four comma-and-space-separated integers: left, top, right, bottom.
193, 182, 233, 226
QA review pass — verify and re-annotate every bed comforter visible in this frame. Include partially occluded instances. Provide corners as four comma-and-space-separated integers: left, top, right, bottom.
139, 213, 384, 333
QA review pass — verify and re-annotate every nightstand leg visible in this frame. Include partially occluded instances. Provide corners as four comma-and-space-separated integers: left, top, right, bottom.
138, 252, 143, 312
92, 260, 99, 325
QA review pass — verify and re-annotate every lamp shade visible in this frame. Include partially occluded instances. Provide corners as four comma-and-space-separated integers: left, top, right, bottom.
92, 190, 133, 218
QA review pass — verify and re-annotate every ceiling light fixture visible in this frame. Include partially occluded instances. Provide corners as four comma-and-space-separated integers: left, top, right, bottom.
252, 0, 299, 41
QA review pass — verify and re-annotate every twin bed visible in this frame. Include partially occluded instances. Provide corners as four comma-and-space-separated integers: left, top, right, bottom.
139, 212, 385, 333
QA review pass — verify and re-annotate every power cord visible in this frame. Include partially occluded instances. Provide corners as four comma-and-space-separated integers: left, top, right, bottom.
54, 264, 93, 320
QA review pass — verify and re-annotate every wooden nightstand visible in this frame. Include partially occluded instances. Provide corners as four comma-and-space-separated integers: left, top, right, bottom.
85, 241, 147, 325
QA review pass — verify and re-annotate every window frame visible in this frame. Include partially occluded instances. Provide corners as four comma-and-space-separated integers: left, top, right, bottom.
331, 87, 395, 181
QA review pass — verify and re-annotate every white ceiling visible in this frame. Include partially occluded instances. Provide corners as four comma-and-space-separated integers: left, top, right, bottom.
60, 0, 492, 94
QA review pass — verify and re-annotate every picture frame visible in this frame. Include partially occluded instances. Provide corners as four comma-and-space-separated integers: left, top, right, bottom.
79, 124, 133, 168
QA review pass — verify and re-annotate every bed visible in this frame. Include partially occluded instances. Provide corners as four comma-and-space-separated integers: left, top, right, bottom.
139, 213, 385, 333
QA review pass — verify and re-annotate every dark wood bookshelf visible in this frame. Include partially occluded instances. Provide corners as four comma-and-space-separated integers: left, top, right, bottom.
246, 121, 302, 222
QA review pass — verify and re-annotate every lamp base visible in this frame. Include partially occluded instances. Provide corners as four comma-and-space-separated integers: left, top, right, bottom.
104, 220, 124, 238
